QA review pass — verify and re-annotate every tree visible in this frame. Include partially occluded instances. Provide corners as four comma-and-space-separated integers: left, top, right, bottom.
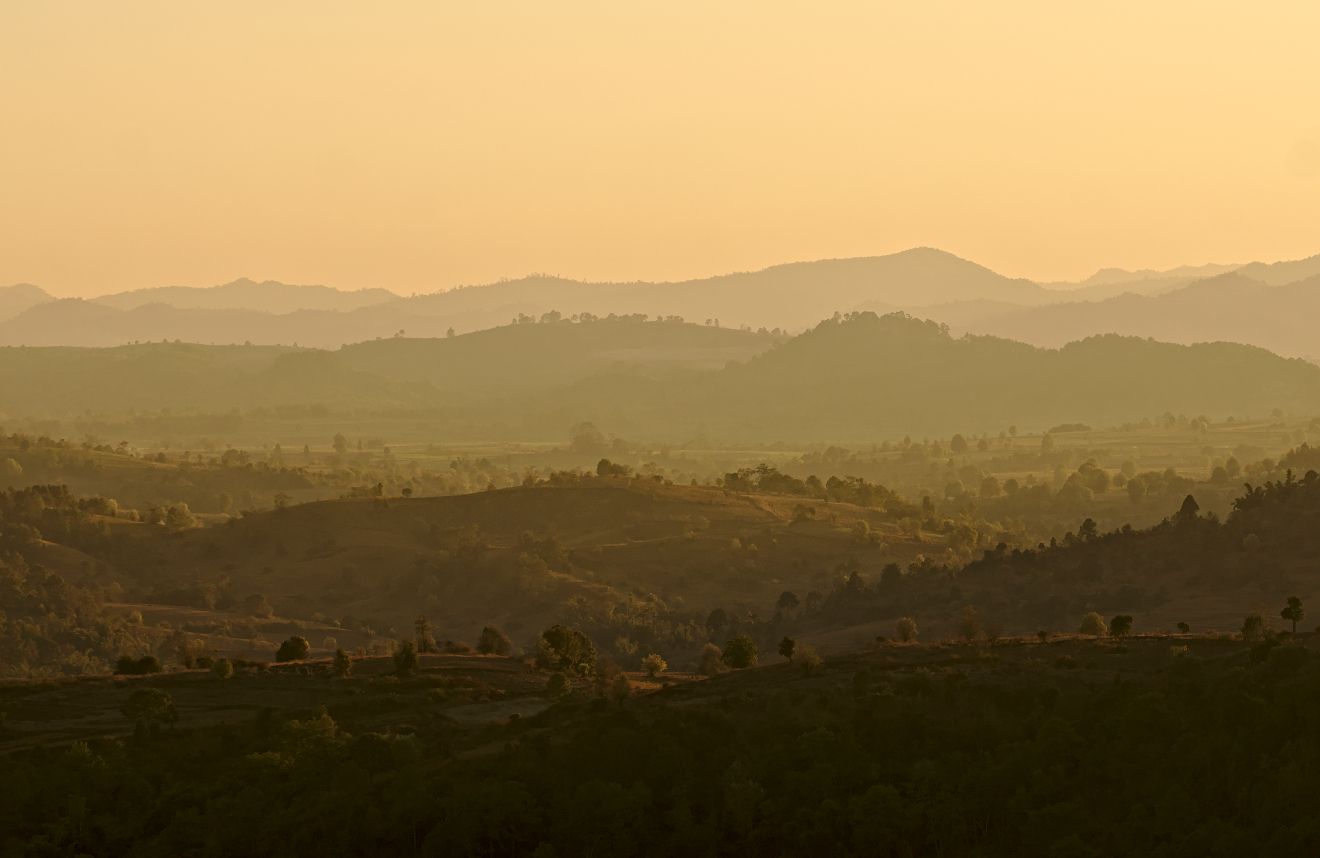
1176, 622, 1191, 634
333, 648, 353, 677
275, 636, 310, 662
164, 503, 196, 532
896, 617, 918, 643
1178, 494, 1201, 519
393, 640, 418, 675
478, 625, 513, 656
776, 591, 800, 614
121, 688, 177, 733
212, 658, 234, 679
796, 643, 822, 674
958, 606, 982, 642
244, 593, 274, 618
415, 616, 437, 653
1109, 615, 1133, 638
641, 653, 667, 678
545, 672, 569, 696
950, 434, 969, 454
537, 625, 597, 675
115, 655, 162, 675
1281, 596, 1305, 634
721, 635, 758, 670
332, 433, 349, 455
608, 673, 631, 708
1079, 612, 1108, 637
1241, 614, 1266, 642
699, 643, 725, 676
777, 636, 796, 661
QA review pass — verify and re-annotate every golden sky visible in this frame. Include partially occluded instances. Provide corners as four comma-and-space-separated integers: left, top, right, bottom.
3, 1, 1319, 296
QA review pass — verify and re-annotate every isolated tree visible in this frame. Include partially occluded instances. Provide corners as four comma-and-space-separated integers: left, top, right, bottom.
537, 624, 597, 675
776, 591, 800, 614
1176, 622, 1191, 634
332, 433, 349, 455
642, 653, 668, 678
1109, 615, 1134, 638
777, 636, 796, 661
950, 434, 969, 454
275, 636, 310, 662
477, 625, 512, 656
1079, 612, 1108, 637
211, 658, 234, 680
1281, 596, 1305, 634
896, 616, 918, 643
721, 635, 758, 669
121, 688, 177, 734
333, 648, 353, 677
1178, 494, 1201, 519
393, 640, 418, 675
1241, 614, 1267, 642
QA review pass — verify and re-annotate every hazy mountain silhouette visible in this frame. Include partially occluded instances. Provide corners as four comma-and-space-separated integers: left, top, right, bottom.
952, 272, 1320, 360
4, 313, 1317, 441
93, 277, 398, 313
0, 283, 54, 321
0, 249, 1051, 346
6, 248, 1320, 354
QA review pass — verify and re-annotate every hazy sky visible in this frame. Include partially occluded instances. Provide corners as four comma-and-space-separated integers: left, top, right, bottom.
3, 2, 1319, 296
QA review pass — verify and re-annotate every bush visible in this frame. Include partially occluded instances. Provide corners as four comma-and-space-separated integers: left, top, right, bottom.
797, 643, 822, 674
115, 655, 163, 676
721, 635, 758, 670
275, 636, 310, 662
536, 625, 597, 675
393, 640, 418, 675
699, 643, 725, 676
1079, 612, 1108, 637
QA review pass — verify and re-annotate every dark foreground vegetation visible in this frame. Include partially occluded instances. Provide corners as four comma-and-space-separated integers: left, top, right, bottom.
4, 631, 1320, 856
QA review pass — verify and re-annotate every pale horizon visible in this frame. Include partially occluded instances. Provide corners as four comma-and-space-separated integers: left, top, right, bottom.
4, 1, 1319, 297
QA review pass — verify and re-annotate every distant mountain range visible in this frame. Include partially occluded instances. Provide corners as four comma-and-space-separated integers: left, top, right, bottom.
3, 313, 1317, 441
4, 248, 1320, 358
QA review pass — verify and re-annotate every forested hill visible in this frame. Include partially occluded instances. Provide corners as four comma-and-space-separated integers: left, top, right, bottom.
3, 313, 1320, 440
668, 312, 1320, 439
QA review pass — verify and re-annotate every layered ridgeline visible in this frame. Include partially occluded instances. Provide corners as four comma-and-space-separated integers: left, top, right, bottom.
3, 313, 1319, 440
6, 248, 1320, 357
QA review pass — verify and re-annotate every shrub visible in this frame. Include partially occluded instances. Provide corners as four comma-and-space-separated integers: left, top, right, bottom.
1079, 612, 1108, 637
275, 636, 310, 662
642, 653, 668, 678
721, 635, 758, 670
